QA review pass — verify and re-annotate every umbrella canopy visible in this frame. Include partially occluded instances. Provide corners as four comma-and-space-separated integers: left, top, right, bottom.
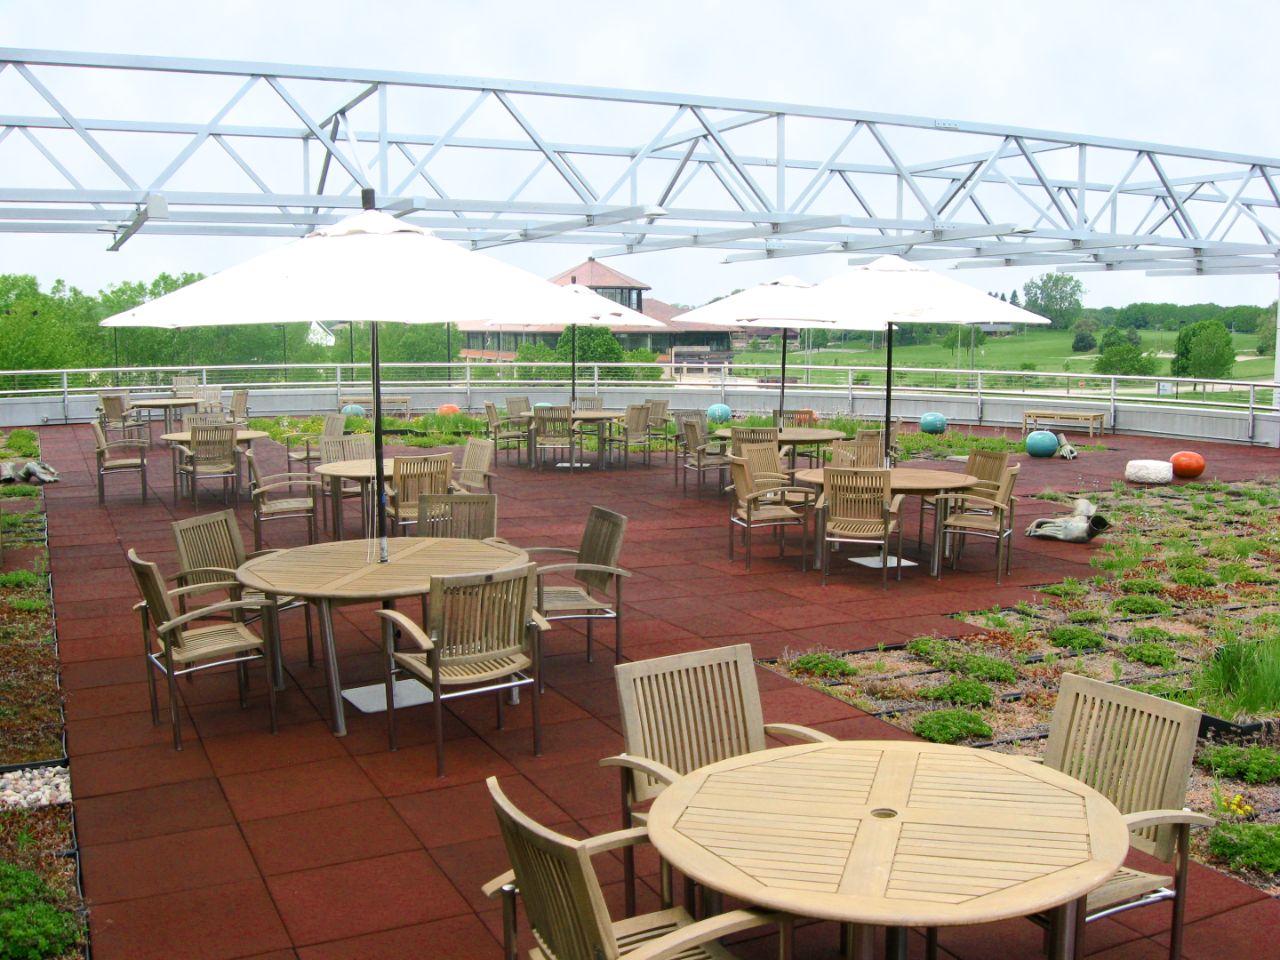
101, 209, 630, 555
671, 276, 826, 417
483, 283, 663, 400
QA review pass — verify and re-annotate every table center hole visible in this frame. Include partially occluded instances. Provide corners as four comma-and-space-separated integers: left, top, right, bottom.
871, 808, 898, 819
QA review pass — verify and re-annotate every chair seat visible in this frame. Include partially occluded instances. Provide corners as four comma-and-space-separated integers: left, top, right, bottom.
170, 623, 264, 664
394, 650, 532, 686
828, 517, 897, 538
258, 497, 313, 517
181, 459, 237, 474
945, 513, 1003, 534
735, 504, 804, 523
103, 457, 145, 469
1086, 865, 1173, 913
610, 906, 738, 960
541, 584, 614, 613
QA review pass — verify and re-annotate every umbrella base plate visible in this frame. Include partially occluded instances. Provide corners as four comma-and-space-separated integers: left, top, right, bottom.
848, 556, 918, 570
341, 678, 433, 713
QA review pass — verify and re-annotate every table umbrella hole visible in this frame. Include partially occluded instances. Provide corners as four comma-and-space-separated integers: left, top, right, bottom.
871, 808, 899, 819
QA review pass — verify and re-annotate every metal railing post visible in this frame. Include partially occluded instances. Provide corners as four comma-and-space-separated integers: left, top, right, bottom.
1248, 384, 1256, 442
1109, 376, 1118, 433
720, 365, 728, 404
61, 371, 69, 423
976, 370, 983, 424
335, 364, 343, 410
465, 360, 472, 411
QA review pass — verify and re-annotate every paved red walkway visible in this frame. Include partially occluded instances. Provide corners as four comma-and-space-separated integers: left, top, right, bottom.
22, 423, 1280, 959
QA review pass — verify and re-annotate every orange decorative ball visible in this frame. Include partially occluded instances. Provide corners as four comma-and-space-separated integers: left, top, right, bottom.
436, 403, 461, 415
1170, 451, 1205, 479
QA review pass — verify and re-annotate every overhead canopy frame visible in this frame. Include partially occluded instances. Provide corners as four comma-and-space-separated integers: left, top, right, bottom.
0, 47, 1277, 280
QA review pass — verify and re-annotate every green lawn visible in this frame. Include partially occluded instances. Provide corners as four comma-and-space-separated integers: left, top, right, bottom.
734, 328, 1270, 382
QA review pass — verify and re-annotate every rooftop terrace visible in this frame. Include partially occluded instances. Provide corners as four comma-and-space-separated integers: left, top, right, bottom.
18, 423, 1280, 959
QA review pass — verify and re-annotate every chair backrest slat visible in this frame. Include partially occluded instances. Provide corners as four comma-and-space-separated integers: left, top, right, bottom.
730, 426, 778, 456
615, 644, 767, 805
416, 493, 497, 539
824, 467, 890, 522
456, 437, 494, 491
534, 405, 572, 442
622, 404, 650, 434
320, 434, 374, 464
576, 506, 626, 595
172, 509, 247, 589
830, 438, 883, 469
191, 424, 236, 463
127, 549, 179, 639
573, 395, 603, 411
428, 563, 536, 667
1044, 673, 1201, 860
505, 396, 531, 417
488, 777, 617, 960
392, 455, 453, 504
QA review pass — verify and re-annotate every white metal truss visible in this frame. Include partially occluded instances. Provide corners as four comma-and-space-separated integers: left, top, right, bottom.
2, 48, 1279, 276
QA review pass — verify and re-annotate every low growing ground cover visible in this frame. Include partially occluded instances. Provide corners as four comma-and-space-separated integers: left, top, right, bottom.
770, 476, 1280, 894
0, 429, 86, 959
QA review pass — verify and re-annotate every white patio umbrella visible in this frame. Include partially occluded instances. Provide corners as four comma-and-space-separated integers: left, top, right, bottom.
670, 276, 828, 418
101, 208, 636, 556
483, 282, 663, 400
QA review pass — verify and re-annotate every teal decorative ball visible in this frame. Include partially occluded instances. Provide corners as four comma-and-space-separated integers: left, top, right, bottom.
340, 404, 364, 417
533, 402, 552, 409
919, 412, 947, 434
707, 403, 732, 423
1026, 430, 1059, 458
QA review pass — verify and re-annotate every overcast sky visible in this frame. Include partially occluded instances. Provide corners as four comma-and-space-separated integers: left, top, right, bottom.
3, 0, 1279, 311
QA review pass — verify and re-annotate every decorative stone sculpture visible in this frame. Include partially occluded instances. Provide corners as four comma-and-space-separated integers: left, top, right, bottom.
919, 412, 947, 434
1124, 459, 1174, 484
1025, 430, 1059, 458
1170, 451, 1206, 478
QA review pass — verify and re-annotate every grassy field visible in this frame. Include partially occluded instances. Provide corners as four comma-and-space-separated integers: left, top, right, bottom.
733, 329, 1271, 382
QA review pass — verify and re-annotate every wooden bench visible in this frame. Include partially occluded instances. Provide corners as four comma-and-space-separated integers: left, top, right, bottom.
340, 396, 413, 419
1022, 409, 1107, 437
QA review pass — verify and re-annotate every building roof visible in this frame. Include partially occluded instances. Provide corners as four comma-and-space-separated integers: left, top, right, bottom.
548, 257, 650, 290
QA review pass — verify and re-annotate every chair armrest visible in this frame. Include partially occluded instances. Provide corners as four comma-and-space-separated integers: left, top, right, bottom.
175, 565, 239, 582
481, 870, 516, 900
763, 722, 837, 743
375, 608, 433, 651
624, 909, 786, 960
530, 611, 552, 631
580, 825, 650, 856
245, 549, 283, 560
600, 753, 682, 786
102, 439, 149, 452
254, 479, 323, 495
158, 598, 268, 634
888, 493, 906, 515
537, 562, 632, 579
172, 444, 194, 457
523, 546, 580, 558
743, 486, 813, 505
933, 493, 1006, 514
1123, 809, 1216, 831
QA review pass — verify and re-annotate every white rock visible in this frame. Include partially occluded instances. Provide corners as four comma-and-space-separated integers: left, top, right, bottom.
1124, 459, 1174, 484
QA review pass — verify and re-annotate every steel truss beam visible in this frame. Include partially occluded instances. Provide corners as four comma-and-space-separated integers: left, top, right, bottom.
1, 48, 1278, 275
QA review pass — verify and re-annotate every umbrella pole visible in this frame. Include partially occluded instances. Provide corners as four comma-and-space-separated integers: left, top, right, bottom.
777, 332, 788, 421
371, 321, 389, 562
884, 323, 894, 465
570, 325, 577, 403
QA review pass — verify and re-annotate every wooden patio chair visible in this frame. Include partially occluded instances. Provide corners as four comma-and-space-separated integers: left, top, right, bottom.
374, 563, 544, 776
727, 456, 814, 571
527, 505, 629, 669
532, 404, 577, 471
285, 412, 346, 475
680, 417, 730, 497
98, 392, 148, 441
482, 774, 788, 960
171, 375, 199, 396
918, 448, 1008, 546
1025, 674, 1214, 960
415, 493, 497, 540
736, 442, 800, 503
602, 644, 835, 916
776, 409, 821, 465
932, 465, 1019, 583
572, 394, 604, 410
829, 437, 883, 468
729, 425, 778, 456
128, 548, 277, 751
319, 433, 375, 530
671, 409, 709, 487
603, 403, 652, 469
643, 397, 671, 459
171, 507, 315, 668
174, 423, 238, 506
90, 421, 147, 505
225, 388, 249, 425
451, 436, 495, 493
181, 411, 227, 430
820, 467, 904, 588
504, 396, 531, 418
191, 384, 224, 413
386, 454, 453, 534
484, 401, 526, 464
244, 449, 320, 551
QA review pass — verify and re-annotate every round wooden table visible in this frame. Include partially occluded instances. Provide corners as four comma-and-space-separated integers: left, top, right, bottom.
237, 536, 528, 735
128, 396, 201, 433
795, 466, 978, 574
715, 426, 847, 469
314, 458, 395, 539
647, 740, 1129, 960
517, 409, 624, 470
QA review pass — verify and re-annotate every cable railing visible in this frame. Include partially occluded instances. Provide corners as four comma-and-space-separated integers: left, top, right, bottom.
0, 361, 1275, 440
